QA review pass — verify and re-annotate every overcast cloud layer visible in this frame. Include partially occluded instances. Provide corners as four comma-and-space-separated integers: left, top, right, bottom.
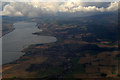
1, 2, 118, 17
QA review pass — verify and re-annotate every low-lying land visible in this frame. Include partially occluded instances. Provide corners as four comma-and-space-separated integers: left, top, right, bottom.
2, 14, 119, 79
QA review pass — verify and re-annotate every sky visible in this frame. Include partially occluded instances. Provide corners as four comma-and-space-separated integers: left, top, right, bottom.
1, 1, 119, 17
1, 0, 119, 2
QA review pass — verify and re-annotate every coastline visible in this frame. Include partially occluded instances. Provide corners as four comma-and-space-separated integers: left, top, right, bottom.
2, 22, 57, 65
2, 24, 15, 37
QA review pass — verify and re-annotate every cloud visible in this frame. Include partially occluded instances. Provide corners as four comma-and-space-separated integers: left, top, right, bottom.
2, 0, 119, 2
1, 2, 118, 17
106, 2, 118, 11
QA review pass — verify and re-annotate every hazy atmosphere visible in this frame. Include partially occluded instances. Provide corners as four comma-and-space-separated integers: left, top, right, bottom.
1, 1, 119, 79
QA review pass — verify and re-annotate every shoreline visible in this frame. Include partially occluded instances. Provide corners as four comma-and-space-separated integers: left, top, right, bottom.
2, 25, 15, 37
2, 22, 57, 65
